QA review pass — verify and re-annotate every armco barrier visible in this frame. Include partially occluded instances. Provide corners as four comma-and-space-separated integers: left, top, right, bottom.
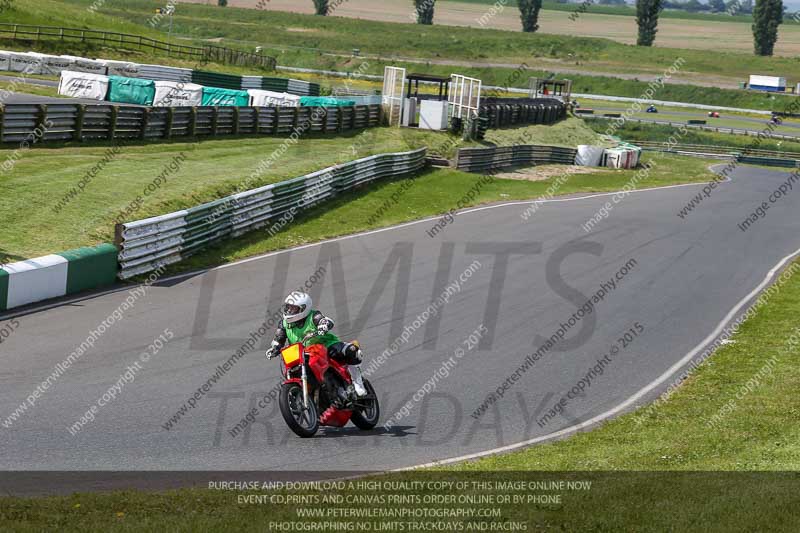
454, 145, 578, 173
115, 148, 428, 279
0, 103, 381, 144
632, 140, 800, 158
0, 244, 117, 311
633, 140, 800, 164
736, 155, 800, 168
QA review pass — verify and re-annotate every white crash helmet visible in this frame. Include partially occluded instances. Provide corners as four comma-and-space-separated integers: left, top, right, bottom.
283, 291, 312, 324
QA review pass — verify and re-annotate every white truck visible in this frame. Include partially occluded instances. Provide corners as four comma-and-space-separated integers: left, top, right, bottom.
748, 75, 787, 92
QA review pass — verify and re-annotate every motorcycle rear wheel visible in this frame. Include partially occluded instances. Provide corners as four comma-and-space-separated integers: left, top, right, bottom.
350, 379, 380, 430
279, 383, 319, 438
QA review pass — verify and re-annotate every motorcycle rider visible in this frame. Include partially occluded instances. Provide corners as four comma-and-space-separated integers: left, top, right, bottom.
266, 291, 368, 397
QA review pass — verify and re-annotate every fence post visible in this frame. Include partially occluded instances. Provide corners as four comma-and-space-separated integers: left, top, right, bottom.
165, 107, 174, 139
253, 106, 261, 134
233, 107, 240, 135
114, 223, 125, 249
337, 107, 344, 133
188, 107, 197, 137
0, 105, 5, 143
292, 106, 300, 131
273, 106, 280, 135
36, 104, 47, 140
321, 107, 328, 134
109, 106, 118, 140
211, 106, 219, 136
75, 104, 86, 142
140, 108, 151, 140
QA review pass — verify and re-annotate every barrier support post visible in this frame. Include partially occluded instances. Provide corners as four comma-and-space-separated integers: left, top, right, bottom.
140, 108, 150, 140
114, 223, 124, 249
109, 105, 118, 140
188, 107, 197, 137
75, 104, 85, 142
165, 107, 174, 139
211, 106, 219, 136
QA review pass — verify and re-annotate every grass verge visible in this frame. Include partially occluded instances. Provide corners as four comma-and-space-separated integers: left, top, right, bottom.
0, 120, 601, 260
178, 152, 716, 272
588, 120, 800, 153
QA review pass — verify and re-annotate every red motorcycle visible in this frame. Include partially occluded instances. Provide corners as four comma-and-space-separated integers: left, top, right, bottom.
273, 331, 380, 438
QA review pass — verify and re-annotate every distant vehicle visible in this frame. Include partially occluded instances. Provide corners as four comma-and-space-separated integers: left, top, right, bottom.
646, 105, 658, 113
708, 111, 720, 118
749, 75, 787, 93
571, 100, 580, 108
770, 115, 783, 125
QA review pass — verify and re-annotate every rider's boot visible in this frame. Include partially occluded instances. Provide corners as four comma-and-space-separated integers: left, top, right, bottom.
348, 364, 368, 397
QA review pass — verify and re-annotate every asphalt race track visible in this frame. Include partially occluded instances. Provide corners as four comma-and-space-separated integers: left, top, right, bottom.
2, 164, 799, 481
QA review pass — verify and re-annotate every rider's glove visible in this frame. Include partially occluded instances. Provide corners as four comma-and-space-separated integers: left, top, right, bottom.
316, 324, 329, 336
266, 348, 277, 360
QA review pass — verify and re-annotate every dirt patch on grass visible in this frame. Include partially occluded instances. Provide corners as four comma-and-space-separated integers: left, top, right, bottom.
496, 164, 604, 182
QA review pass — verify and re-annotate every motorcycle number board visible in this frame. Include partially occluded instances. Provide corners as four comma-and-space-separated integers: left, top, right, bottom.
282, 343, 301, 365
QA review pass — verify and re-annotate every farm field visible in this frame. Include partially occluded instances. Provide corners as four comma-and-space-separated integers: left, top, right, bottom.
179, 0, 800, 57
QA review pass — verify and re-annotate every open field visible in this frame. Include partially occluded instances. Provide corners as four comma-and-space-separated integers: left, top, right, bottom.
180, 0, 800, 57
446, 0, 785, 24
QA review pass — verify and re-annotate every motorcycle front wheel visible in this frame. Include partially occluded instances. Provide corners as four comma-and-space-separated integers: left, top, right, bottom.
279, 383, 319, 438
350, 379, 380, 430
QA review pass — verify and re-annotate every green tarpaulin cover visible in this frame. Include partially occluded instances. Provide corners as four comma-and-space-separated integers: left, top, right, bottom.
299, 97, 357, 107
107, 76, 155, 106
201, 86, 250, 107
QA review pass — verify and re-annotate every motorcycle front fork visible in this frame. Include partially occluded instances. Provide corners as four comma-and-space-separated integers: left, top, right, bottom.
301, 356, 310, 410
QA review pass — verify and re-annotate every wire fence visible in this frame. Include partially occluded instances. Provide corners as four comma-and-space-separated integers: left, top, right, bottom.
0, 23, 276, 69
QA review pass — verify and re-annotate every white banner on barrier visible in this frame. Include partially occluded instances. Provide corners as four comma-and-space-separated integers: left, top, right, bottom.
101, 60, 140, 77
247, 89, 300, 107
9, 52, 43, 75
58, 70, 109, 100
153, 80, 204, 107
59, 55, 107, 75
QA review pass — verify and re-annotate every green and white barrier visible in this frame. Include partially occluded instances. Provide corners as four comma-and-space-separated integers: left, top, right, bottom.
0, 244, 118, 312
